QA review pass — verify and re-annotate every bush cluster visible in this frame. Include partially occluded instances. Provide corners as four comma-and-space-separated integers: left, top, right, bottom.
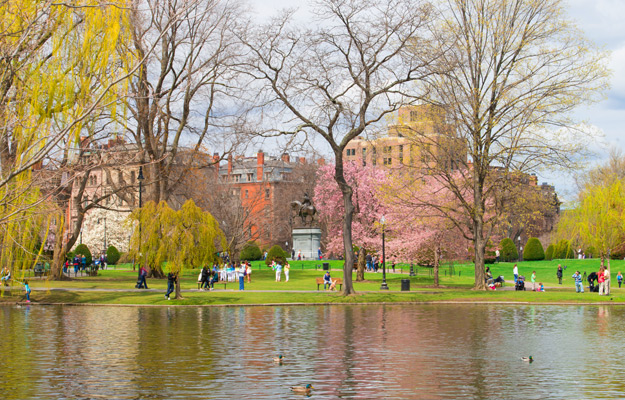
499, 238, 518, 262
240, 241, 262, 261
553, 239, 574, 259
523, 237, 544, 261
545, 244, 554, 261
73, 244, 92, 265
265, 244, 287, 265
106, 245, 121, 265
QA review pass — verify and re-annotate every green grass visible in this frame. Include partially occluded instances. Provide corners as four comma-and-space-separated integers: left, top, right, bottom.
1, 258, 622, 306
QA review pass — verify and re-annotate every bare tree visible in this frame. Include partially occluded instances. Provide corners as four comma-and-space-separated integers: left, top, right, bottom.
123, 0, 246, 206
241, 0, 437, 294
405, 0, 609, 289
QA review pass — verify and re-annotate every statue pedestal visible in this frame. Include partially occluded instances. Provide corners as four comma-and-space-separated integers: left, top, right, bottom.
292, 228, 321, 260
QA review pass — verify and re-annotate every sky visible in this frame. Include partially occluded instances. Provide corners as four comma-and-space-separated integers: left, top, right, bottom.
248, 0, 625, 201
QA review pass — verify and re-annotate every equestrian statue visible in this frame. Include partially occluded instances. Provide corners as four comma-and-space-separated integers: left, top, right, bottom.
290, 193, 317, 225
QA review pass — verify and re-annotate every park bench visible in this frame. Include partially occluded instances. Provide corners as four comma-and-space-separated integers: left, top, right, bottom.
33, 262, 50, 277
198, 278, 231, 290
316, 277, 343, 291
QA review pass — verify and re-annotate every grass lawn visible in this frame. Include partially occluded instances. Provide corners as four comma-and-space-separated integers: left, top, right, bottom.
1, 258, 623, 306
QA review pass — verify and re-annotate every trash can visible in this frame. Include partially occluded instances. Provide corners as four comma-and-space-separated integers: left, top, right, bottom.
401, 279, 410, 291
323, 262, 330, 271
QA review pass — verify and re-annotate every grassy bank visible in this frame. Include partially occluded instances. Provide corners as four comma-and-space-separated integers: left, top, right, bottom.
2, 258, 623, 306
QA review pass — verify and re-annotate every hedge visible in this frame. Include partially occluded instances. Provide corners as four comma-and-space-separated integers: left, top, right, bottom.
240, 241, 262, 261
523, 237, 545, 261
73, 244, 93, 266
554, 239, 574, 259
106, 245, 121, 265
499, 238, 519, 262
545, 244, 554, 261
265, 244, 287, 266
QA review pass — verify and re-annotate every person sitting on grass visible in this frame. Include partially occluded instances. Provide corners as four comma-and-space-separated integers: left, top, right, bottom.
537, 282, 545, 292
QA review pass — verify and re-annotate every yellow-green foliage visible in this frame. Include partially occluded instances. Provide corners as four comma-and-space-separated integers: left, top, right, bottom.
127, 200, 226, 275
557, 179, 625, 261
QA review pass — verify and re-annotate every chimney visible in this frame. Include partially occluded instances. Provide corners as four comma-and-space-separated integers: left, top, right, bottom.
317, 157, 325, 166
299, 157, 306, 164
227, 153, 233, 174
281, 153, 290, 163
257, 151, 264, 181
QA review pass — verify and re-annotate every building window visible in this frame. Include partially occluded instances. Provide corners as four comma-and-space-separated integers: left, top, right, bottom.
265, 189, 270, 199
234, 174, 240, 182
410, 110, 418, 122
399, 145, 404, 164
362, 148, 366, 158
247, 173, 254, 182
265, 173, 271, 181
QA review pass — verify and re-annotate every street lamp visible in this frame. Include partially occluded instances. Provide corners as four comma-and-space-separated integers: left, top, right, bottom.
380, 215, 389, 290
137, 166, 144, 271
517, 235, 522, 261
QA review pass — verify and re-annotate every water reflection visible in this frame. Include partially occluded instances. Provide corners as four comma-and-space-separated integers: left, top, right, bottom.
2, 304, 625, 399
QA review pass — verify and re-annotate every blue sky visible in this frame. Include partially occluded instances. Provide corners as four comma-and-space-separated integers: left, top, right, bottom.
249, 0, 623, 200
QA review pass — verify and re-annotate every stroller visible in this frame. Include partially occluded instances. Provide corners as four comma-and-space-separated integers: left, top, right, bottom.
515, 275, 526, 291
587, 272, 599, 292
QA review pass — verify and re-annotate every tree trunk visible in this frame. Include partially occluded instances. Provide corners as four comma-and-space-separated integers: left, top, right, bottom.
433, 245, 440, 287
174, 275, 182, 299
356, 248, 366, 281
473, 220, 487, 290
334, 158, 356, 295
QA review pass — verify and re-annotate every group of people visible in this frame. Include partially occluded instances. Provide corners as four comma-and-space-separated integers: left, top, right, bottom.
365, 253, 381, 272
271, 260, 290, 282
198, 262, 252, 291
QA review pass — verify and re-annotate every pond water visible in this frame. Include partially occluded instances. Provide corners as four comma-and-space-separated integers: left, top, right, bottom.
1, 303, 624, 399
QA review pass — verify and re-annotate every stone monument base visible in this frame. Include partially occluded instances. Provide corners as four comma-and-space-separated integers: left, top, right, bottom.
292, 228, 322, 260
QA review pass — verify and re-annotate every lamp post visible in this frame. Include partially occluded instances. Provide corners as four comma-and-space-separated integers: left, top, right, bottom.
517, 235, 522, 261
138, 166, 144, 270
380, 215, 389, 290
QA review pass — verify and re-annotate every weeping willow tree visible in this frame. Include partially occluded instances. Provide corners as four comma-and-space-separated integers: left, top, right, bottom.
0, 0, 135, 279
556, 179, 625, 270
128, 199, 226, 299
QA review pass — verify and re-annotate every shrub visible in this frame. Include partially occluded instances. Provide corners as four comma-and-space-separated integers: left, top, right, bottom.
554, 239, 574, 259
499, 238, 519, 262
73, 243, 92, 265
523, 237, 545, 261
106, 245, 121, 265
265, 244, 287, 265
240, 241, 262, 261
545, 244, 554, 261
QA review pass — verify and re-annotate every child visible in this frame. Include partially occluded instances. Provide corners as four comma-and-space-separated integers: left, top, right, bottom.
20, 279, 31, 302
537, 282, 545, 292
531, 271, 536, 291
618, 271, 623, 288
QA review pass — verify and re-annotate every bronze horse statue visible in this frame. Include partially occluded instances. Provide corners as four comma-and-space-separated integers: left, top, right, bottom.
290, 200, 317, 225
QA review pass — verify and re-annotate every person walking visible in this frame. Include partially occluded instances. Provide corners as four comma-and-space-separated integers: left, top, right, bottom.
572, 271, 584, 293
273, 261, 282, 282
556, 265, 563, 285
513, 264, 519, 284
598, 266, 606, 295
239, 263, 246, 290
138, 265, 148, 289
246, 262, 252, 283
284, 261, 290, 282
165, 271, 176, 300
604, 265, 611, 295
201, 265, 210, 290
617, 271, 623, 288
531, 271, 536, 291
495, 249, 500, 263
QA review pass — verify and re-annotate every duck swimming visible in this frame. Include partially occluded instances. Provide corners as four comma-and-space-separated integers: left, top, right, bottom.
291, 384, 313, 394
273, 354, 284, 363
522, 356, 533, 362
